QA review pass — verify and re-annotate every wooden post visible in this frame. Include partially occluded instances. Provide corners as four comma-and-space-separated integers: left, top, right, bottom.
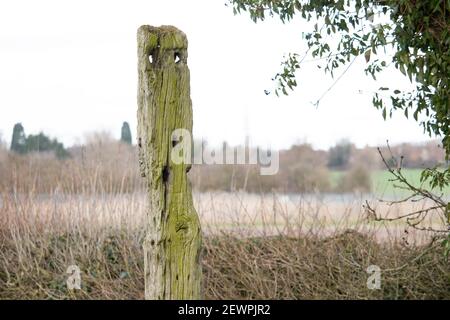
137, 25, 202, 300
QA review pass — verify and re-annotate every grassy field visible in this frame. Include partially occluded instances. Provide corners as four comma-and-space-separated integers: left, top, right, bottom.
330, 169, 450, 197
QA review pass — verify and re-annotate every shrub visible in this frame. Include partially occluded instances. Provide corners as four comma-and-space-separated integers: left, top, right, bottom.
335, 166, 372, 193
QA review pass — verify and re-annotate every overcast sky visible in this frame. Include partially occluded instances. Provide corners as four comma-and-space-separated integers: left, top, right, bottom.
0, 0, 438, 150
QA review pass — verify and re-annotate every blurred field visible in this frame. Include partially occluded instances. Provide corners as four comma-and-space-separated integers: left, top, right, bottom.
371, 169, 450, 197
0, 135, 447, 196
330, 168, 450, 197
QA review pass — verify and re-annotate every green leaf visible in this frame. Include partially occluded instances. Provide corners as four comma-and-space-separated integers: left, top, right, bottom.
364, 49, 371, 63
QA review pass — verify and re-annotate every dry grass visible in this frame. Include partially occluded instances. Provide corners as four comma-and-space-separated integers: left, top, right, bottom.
204, 234, 449, 299
0, 137, 143, 194
0, 190, 448, 300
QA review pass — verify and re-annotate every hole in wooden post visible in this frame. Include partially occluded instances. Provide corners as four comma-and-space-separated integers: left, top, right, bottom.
162, 166, 170, 182
174, 52, 181, 64
172, 134, 183, 147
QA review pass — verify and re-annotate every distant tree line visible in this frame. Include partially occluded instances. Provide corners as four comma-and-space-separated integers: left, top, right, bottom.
328, 140, 353, 170
8, 121, 133, 159
327, 139, 447, 170
4, 120, 445, 193
10, 123, 69, 159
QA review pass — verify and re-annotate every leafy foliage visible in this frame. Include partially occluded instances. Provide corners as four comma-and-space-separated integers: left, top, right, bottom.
25, 133, 69, 159
421, 166, 450, 190
228, 0, 449, 154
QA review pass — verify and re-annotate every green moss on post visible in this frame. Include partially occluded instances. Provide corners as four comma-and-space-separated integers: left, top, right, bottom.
137, 25, 202, 300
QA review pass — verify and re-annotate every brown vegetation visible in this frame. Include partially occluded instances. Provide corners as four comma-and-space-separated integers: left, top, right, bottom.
0, 191, 448, 300
0, 133, 143, 194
